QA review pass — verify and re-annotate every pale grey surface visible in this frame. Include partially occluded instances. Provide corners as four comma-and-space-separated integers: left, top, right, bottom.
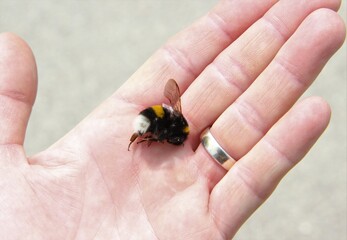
0, 1, 346, 239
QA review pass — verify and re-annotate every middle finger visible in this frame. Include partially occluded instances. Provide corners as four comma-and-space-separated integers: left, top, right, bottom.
182, 0, 340, 144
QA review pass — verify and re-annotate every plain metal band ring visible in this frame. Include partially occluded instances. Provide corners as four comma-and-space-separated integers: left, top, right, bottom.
200, 128, 235, 170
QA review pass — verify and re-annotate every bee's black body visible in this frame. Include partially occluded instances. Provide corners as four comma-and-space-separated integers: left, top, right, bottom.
128, 79, 189, 150
139, 105, 189, 145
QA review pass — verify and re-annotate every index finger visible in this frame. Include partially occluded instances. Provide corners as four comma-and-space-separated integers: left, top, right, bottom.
116, 0, 277, 106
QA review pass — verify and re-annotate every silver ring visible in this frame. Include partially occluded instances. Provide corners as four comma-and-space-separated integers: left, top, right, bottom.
200, 128, 236, 170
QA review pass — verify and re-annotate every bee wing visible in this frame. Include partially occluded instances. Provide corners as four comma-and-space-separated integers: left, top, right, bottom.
164, 79, 182, 113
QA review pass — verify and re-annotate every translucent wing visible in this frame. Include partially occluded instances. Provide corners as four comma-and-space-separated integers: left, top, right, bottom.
164, 79, 182, 113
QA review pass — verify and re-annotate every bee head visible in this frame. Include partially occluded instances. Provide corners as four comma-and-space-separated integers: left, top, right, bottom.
167, 135, 187, 145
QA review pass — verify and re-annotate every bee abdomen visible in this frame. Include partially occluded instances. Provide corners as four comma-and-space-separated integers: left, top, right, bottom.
133, 114, 151, 135
133, 105, 166, 135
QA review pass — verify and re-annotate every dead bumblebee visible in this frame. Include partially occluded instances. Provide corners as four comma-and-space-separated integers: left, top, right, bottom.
128, 79, 189, 150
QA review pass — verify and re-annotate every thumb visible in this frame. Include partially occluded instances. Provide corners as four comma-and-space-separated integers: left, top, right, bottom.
0, 33, 37, 146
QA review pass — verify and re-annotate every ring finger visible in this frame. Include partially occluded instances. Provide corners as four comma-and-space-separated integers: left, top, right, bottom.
192, 8, 345, 181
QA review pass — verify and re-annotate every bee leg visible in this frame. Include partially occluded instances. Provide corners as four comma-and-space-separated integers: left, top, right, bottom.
136, 137, 159, 147
139, 138, 155, 146
128, 133, 139, 151
147, 138, 163, 147
136, 139, 148, 144
148, 138, 164, 147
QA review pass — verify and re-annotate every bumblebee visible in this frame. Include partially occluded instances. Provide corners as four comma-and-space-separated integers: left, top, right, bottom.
128, 79, 189, 150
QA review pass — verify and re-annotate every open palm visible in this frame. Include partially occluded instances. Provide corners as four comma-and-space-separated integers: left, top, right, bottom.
0, 0, 345, 239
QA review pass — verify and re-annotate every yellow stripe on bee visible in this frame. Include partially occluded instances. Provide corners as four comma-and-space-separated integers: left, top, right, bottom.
183, 126, 190, 134
151, 105, 165, 118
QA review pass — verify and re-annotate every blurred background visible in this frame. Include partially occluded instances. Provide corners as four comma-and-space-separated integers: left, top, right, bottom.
0, 1, 345, 239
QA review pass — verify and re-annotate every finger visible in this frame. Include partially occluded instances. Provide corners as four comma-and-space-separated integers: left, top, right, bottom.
0, 33, 37, 146
202, 9, 345, 162
116, 0, 277, 105
182, 0, 341, 142
209, 97, 331, 238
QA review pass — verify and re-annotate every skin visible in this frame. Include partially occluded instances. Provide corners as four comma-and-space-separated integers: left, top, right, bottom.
0, 0, 345, 239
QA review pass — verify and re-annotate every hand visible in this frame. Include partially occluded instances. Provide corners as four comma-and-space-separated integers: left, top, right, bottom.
0, 0, 345, 239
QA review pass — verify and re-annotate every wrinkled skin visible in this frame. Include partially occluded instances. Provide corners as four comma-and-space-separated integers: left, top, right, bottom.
0, 0, 345, 239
